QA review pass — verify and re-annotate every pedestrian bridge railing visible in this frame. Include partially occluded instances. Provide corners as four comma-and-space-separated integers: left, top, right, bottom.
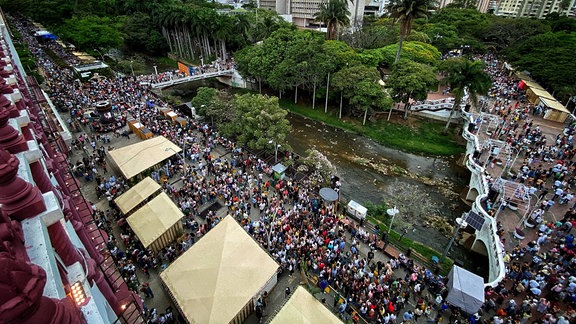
151, 69, 235, 89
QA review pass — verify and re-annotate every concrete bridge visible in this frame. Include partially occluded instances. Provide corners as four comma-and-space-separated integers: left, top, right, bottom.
150, 69, 236, 89
459, 107, 507, 287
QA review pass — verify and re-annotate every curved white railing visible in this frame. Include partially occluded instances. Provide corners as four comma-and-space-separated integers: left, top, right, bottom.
460, 108, 506, 287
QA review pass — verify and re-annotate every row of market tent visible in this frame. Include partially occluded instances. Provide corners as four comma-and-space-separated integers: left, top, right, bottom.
111, 161, 344, 323
115, 176, 344, 323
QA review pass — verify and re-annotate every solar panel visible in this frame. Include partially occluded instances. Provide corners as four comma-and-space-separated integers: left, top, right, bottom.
466, 211, 485, 231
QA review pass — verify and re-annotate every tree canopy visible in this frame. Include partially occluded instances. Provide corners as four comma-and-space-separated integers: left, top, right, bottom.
386, 59, 437, 118
228, 94, 292, 151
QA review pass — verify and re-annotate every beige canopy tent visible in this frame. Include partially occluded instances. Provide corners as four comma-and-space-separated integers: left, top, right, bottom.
114, 177, 161, 215
126, 192, 184, 253
526, 86, 555, 105
270, 286, 342, 324
541, 98, 570, 123
107, 135, 181, 180
160, 216, 279, 324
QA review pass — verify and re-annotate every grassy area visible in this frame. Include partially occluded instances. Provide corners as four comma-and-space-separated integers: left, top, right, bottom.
364, 202, 454, 273
367, 215, 454, 274
279, 99, 465, 156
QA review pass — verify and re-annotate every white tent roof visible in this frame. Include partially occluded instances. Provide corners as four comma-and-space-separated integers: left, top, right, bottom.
126, 192, 183, 248
160, 216, 279, 324
446, 266, 485, 314
114, 177, 161, 214
107, 136, 181, 179
270, 286, 342, 324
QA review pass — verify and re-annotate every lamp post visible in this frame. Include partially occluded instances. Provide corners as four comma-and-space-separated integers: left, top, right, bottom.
93, 48, 104, 62
386, 206, 399, 234
153, 65, 158, 75
130, 60, 134, 76
441, 214, 468, 263
268, 140, 280, 163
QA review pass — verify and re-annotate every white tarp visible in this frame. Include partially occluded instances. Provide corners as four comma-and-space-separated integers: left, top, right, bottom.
446, 266, 485, 314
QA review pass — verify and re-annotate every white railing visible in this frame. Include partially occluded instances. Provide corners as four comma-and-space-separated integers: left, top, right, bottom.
461, 107, 506, 287
151, 69, 235, 89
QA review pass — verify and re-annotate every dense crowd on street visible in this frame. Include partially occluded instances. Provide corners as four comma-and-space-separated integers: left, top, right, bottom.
466, 54, 576, 323
10, 14, 576, 323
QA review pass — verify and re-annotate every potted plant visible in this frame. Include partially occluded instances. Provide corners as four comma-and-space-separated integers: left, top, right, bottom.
514, 227, 525, 240
525, 215, 539, 228
508, 201, 519, 211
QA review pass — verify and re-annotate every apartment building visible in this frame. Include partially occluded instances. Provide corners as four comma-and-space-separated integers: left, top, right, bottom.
495, 0, 574, 18
259, 0, 365, 28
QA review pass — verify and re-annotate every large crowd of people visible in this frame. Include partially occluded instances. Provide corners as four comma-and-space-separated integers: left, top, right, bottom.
10, 14, 576, 324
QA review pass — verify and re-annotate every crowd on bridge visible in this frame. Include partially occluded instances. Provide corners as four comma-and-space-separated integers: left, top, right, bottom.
10, 14, 576, 323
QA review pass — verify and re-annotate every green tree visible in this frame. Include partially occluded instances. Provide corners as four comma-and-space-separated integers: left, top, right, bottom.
191, 87, 219, 117
314, 0, 351, 40
332, 65, 391, 124
419, 22, 461, 54
386, 59, 437, 119
229, 94, 292, 152
122, 12, 168, 55
429, 8, 489, 39
388, 0, 435, 63
439, 57, 492, 132
504, 31, 576, 101
482, 16, 550, 49
56, 15, 123, 50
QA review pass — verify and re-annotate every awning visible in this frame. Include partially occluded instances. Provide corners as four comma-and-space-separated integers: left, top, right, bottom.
107, 136, 181, 179
540, 97, 570, 113
446, 266, 485, 314
528, 87, 555, 101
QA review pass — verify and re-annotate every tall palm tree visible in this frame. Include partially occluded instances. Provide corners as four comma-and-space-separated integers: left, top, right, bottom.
388, 0, 435, 63
314, 0, 351, 40
440, 57, 492, 132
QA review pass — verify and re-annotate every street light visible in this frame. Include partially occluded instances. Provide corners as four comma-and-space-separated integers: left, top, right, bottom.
386, 206, 399, 234
153, 65, 158, 75
440, 214, 468, 263
93, 48, 104, 62
130, 60, 134, 76
268, 140, 280, 163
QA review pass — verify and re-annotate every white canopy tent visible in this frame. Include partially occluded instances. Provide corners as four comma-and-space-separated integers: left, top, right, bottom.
446, 266, 485, 314
160, 216, 279, 324
270, 286, 342, 324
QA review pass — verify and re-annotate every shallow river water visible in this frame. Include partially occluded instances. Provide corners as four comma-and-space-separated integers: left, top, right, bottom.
286, 114, 470, 251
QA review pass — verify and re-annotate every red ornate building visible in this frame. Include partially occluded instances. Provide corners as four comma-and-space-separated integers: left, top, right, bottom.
0, 12, 142, 323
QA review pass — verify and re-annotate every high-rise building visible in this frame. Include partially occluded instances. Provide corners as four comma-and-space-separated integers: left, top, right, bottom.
259, 0, 365, 29
0, 12, 143, 324
437, 0, 497, 13
495, 0, 574, 18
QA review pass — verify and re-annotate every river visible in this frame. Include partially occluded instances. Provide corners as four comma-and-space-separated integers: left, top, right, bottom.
163, 81, 489, 278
